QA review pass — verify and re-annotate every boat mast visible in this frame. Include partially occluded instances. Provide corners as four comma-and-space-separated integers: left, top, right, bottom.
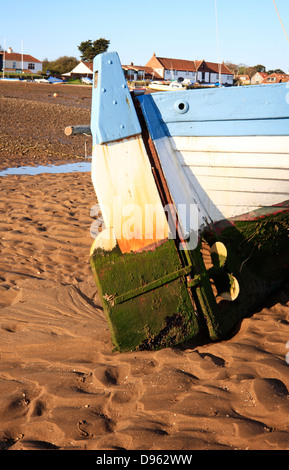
214, 0, 222, 86
2, 38, 5, 79
21, 40, 24, 72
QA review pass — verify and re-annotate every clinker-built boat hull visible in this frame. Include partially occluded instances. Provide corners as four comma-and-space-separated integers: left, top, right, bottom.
89, 52, 289, 352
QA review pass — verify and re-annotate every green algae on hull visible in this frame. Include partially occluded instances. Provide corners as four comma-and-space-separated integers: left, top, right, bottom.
90, 240, 200, 352
90, 206, 289, 352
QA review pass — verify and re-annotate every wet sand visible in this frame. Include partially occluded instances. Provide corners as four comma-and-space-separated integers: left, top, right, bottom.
0, 81, 289, 451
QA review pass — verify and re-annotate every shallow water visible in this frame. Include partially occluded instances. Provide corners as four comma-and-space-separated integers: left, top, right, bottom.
0, 161, 92, 176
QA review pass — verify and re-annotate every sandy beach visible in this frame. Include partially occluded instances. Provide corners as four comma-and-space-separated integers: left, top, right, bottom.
0, 81, 289, 451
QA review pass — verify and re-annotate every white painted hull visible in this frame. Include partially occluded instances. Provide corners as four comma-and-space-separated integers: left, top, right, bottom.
170, 135, 289, 221
147, 82, 185, 91
146, 134, 289, 237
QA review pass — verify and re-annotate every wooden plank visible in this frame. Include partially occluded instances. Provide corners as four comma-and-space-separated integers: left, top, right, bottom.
175, 150, 289, 169
181, 165, 289, 181
204, 190, 289, 210
183, 166, 288, 208
91, 135, 169, 254
165, 118, 289, 137
170, 135, 289, 154
91, 52, 141, 145
151, 83, 289, 122
189, 173, 289, 194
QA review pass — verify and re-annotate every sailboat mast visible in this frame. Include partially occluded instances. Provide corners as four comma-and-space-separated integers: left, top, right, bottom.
21, 40, 24, 72
2, 38, 5, 79
214, 0, 222, 86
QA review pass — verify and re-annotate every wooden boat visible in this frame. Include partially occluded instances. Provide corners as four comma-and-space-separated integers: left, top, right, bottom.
147, 80, 185, 91
87, 51, 289, 352
81, 77, 93, 85
128, 85, 146, 95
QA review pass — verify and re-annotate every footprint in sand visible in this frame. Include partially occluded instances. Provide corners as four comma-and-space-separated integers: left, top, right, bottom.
91, 363, 144, 410
252, 377, 289, 414
92, 363, 130, 388
3, 384, 53, 422
233, 376, 289, 430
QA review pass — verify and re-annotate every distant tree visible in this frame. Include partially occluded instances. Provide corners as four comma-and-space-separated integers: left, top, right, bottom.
254, 64, 266, 73
42, 56, 79, 76
267, 68, 285, 74
78, 38, 110, 61
246, 66, 258, 78
237, 64, 249, 75
224, 62, 239, 75
236, 64, 262, 78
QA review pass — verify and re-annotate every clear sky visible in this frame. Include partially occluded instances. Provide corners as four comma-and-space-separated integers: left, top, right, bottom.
2, 0, 289, 72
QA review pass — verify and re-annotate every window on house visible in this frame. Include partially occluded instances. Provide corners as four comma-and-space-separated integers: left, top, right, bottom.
202, 72, 205, 80
13, 62, 16, 69
28, 63, 35, 70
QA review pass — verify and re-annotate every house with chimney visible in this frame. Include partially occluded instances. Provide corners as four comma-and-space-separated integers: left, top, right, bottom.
0, 47, 42, 73
145, 53, 234, 85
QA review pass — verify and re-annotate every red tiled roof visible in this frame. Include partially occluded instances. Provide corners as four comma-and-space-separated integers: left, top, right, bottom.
155, 57, 197, 72
204, 61, 233, 75
264, 73, 289, 82
269, 73, 288, 78
83, 62, 93, 71
4, 52, 41, 63
256, 72, 268, 78
146, 55, 233, 75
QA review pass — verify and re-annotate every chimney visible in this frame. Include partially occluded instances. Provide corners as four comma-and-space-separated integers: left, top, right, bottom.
7, 47, 12, 54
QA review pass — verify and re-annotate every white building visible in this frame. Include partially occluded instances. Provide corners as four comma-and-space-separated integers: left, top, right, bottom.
64, 61, 93, 79
1, 47, 42, 73
145, 53, 234, 85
